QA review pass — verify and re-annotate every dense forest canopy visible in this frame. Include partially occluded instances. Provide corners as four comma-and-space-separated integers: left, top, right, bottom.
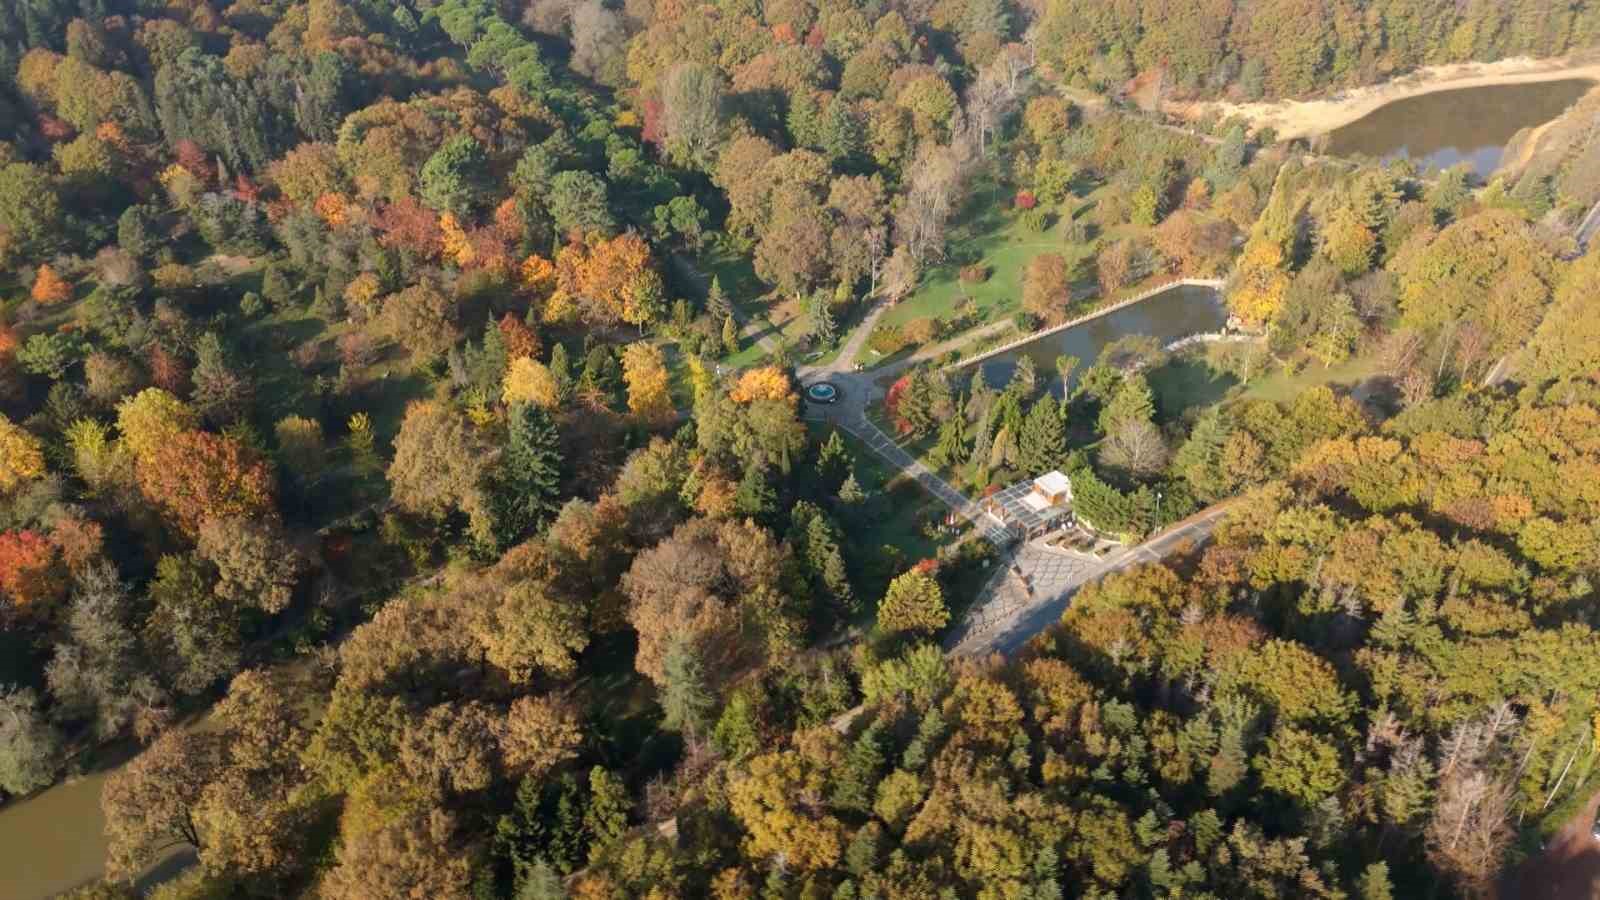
0, 1, 1595, 899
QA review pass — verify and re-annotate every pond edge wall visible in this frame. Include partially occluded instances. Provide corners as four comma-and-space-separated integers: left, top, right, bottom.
944, 278, 1227, 374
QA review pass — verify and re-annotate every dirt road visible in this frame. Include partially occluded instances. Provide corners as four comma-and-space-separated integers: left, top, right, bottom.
1501, 788, 1600, 900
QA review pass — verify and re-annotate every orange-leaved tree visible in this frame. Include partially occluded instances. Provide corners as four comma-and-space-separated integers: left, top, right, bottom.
556, 233, 664, 327
497, 313, 541, 361
32, 264, 71, 304
136, 431, 276, 537
0, 530, 65, 609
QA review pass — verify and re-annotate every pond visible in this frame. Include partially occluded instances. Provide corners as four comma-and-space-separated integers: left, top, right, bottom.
966, 283, 1227, 392
0, 765, 114, 899
0, 745, 195, 899
1324, 79, 1594, 177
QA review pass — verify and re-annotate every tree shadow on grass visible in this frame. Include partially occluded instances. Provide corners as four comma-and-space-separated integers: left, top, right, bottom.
1146, 356, 1239, 425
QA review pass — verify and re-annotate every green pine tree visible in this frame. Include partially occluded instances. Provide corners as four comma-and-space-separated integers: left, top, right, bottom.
1357, 862, 1395, 900
488, 404, 564, 549
810, 290, 837, 345
820, 97, 864, 166
735, 463, 776, 521
787, 88, 822, 148
902, 708, 945, 771
1012, 355, 1039, 398
967, 368, 994, 420
900, 370, 937, 437
514, 859, 564, 900
583, 767, 630, 861
712, 688, 762, 759
548, 342, 573, 403
806, 515, 854, 611
707, 275, 732, 320
818, 429, 852, 489
660, 637, 714, 739
472, 318, 509, 395
1098, 372, 1155, 436
1172, 408, 1231, 501
993, 389, 1025, 438
844, 822, 883, 877
721, 314, 740, 356
1017, 394, 1065, 474
577, 344, 621, 406
929, 414, 970, 469
1206, 124, 1247, 189
830, 723, 886, 812
837, 473, 865, 504
970, 407, 997, 475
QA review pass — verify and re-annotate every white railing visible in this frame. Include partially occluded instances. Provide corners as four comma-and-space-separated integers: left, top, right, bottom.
944, 278, 1227, 372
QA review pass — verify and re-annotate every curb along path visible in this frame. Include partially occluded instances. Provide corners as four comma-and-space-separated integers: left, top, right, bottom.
821, 406, 1012, 548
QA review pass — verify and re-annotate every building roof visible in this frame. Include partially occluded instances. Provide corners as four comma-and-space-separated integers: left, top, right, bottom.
1033, 471, 1071, 496
990, 478, 1073, 533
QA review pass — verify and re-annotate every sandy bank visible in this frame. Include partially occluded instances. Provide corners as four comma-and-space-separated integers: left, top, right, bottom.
1179, 55, 1600, 140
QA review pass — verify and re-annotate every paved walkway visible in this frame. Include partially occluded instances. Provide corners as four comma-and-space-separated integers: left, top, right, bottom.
948, 503, 1233, 657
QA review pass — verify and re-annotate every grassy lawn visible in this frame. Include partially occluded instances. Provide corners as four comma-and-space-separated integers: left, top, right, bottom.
880, 187, 1097, 334
721, 338, 771, 368
676, 238, 814, 369
813, 423, 956, 563
1238, 352, 1384, 404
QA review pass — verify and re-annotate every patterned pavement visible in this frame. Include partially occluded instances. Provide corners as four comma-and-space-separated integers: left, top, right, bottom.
949, 504, 1235, 657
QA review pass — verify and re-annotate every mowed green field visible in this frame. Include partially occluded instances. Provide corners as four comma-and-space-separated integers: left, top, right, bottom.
879, 186, 1098, 333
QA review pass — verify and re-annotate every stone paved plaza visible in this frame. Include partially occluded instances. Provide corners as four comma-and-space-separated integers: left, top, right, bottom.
946, 542, 1110, 655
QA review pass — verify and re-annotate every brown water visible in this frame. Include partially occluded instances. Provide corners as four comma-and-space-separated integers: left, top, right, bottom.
0, 732, 213, 897
0, 764, 116, 898
1325, 79, 1594, 177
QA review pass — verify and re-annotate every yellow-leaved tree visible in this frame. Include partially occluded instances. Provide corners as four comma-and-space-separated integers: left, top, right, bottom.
729, 366, 795, 405
621, 342, 672, 422
0, 413, 46, 493
115, 388, 198, 465
1227, 236, 1290, 328
440, 212, 474, 267
502, 357, 561, 409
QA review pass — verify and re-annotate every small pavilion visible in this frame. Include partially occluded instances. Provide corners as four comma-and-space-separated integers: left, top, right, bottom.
984, 471, 1075, 539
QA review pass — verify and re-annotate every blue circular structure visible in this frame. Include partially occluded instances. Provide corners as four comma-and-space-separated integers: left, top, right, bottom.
806, 382, 840, 404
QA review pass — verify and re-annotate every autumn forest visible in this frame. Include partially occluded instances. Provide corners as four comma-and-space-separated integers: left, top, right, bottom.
1, 0, 1600, 899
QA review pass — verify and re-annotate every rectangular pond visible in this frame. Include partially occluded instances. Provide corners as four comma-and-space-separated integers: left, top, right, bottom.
964, 283, 1227, 392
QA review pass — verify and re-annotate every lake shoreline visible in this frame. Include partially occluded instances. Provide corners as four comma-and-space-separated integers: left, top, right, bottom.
1177, 55, 1600, 140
